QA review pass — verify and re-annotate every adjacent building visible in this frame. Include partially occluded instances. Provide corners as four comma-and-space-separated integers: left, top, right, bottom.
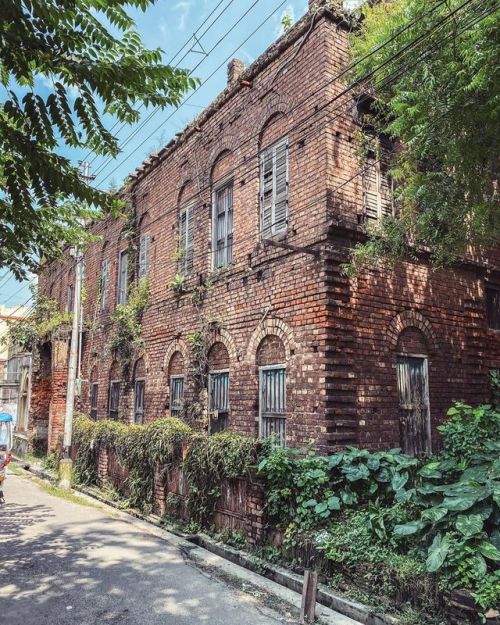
30, 2, 500, 454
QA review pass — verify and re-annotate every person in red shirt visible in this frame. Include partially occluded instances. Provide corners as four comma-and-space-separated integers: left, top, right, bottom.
0, 451, 13, 504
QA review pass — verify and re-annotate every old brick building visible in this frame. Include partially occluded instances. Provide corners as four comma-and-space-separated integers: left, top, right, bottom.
31, 1, 500, 454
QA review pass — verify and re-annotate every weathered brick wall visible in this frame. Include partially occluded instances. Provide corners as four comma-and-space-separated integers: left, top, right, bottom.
36, 6, 500, 455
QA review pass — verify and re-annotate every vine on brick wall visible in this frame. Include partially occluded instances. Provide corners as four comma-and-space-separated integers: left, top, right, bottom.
1, 286, 72, 351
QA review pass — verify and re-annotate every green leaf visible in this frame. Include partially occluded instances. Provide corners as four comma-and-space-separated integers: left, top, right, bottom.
303, 499, 317, 508
419, 462, 442, 479
455, 514, 483, 538
422, 507, 448, 523
327, 496, 341, 511
426, 534, 450, 573
393, 520, 427, 536
314, 501, 329, 515
391, 471, 409, 492
477, 541, 500, 562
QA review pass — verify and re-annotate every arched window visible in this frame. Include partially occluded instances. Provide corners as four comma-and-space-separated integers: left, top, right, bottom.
257, 335, 286, 446
168, 351, 185, 417
133, 358, 145, 424
211, 151, 234, 269
207, 342, 230, 433
108, 361, 121, 420
396, 327, 431, 456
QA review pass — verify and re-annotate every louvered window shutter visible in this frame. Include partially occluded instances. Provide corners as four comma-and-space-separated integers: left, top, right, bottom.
138, 233, 150, 278
100, 259, 109, 310
185, 205, 194, 275
178, 210, 187, 274
363, 152, 379, 222
260, 148, 274, 239
274, 140, 288, 233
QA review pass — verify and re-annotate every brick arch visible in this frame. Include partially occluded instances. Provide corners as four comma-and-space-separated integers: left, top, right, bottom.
162, 339, 189, 373
246, 317, 296, 362
132, 348, 150, 375
387, 311, 439, 353
177, 178, 196, 206
210, 327, 239, 363
209, 149, 233, 185
259, 89, 294, 119
133, 356, 146, 379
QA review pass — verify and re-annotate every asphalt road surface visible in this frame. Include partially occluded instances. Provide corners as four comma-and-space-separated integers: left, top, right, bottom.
0, 472, 295, 625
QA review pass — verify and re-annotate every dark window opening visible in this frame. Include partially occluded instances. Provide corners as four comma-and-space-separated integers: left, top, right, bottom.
486, 285, 500, 330
108, 381, 120, 420
90, 383, 98, 420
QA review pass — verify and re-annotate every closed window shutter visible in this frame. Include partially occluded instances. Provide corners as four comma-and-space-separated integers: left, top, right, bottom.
118, 251, 128, 304
379, 157, 393, 218
100, 259, 109, 309
213, 183, 233, 268
364, 152, 379, 222
138, 233, 151, 278
274, 141, 288, 233
185, 205, 194, 274
260, 149, 273, 238
178, 210, 187, 274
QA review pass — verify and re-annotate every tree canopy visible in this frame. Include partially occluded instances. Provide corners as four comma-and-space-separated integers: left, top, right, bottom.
0, 0, 196, 279
348, 0, 499, 271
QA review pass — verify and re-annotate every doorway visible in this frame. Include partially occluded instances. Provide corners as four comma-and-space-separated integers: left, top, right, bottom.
396, 355, 431, 456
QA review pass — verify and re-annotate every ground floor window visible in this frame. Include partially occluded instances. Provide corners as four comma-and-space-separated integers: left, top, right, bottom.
396, 355, 431, 456
208, 370, 229, 433
108, 381, 120, 420
90, 383, 98, 420
170, 376, 184, 417
259, 366, 286, 446
134, 379, 145, 424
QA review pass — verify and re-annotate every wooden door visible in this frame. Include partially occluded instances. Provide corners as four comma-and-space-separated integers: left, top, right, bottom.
396, 356, 431, 456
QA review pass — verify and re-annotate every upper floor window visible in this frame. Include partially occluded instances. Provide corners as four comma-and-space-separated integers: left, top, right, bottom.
178, 204, 194, 276
213, 181, 233, 268
117, 249, 128, 305
66, 284, 74, 313
486, 284, 500, 330
362, 139, 394, 224
260, 138, 288, 239
138, 233, 151, 279
100, 259, 109, 310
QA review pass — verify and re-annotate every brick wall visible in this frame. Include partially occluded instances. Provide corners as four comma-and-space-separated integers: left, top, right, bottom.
36, 6, 500, 455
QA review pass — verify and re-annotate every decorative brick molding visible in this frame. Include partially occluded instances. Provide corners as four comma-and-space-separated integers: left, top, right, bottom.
162, 339, 189, 374
210, 327, 239, 363
246, 317, 296, 362
387, 310, 439, 353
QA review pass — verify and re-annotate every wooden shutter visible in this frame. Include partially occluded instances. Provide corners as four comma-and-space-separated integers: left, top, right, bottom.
274, 140, 288, 233
363, 152, 379, 222
260, 147, 274, 239
138, 233, 151, 278
90, 383, 98, 420
259, 367, 286, 446
185, 205, 194, 274
213, 183, 233, 268
118, 250, 128, 304
100, 259, 109, 310
170, 376, 184, 417
134, 379, 145, 424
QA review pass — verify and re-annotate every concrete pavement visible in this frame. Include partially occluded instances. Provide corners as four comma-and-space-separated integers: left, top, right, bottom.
0, 472, 296, 625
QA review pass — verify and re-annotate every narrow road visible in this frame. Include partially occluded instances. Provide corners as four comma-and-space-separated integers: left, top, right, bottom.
0, 472, 294, 625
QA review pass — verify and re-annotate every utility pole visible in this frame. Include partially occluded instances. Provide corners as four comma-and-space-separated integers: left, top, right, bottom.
59, 161, 95, 490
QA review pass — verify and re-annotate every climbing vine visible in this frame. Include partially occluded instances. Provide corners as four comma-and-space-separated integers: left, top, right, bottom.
109, 276, 149, 377
2, 286, 72, 351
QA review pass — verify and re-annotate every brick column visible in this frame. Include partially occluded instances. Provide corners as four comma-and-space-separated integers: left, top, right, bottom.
154, 466, 167, 515
98, 448, 109, 483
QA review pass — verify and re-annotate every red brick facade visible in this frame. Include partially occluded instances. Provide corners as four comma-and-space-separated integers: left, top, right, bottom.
34, 4, 500, 454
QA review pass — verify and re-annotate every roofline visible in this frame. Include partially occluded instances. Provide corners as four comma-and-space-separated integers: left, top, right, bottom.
127, 4, 355, 188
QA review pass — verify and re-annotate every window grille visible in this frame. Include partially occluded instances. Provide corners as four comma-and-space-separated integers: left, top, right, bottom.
260, 138, 288, 239
134, 379, 145, 424
178, 205, 194, 275
100, 259, 109, 310
138, 233, 151, 278
486, 285, 500, 330
117, 250, 128, 305
170, 375, 184, 417
90, 383, 98, 420
208, 370, 229, 433
259, 366, 286, 446
213, 182, 233, 268
108, 381, 120, 420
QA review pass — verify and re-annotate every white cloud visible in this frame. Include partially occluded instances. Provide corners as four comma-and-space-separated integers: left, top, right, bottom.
173, 0, 192, 31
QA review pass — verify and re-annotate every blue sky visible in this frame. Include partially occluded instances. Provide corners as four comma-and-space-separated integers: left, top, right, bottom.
2, 0, 361, 307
